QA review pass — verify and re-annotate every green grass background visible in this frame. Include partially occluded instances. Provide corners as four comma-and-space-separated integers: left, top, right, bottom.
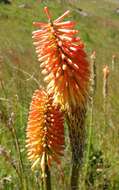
0, 0, 119, 189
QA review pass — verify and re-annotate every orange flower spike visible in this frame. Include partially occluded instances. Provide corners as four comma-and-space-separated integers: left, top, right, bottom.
26, 89, 64, 171
33, 7, 90, 110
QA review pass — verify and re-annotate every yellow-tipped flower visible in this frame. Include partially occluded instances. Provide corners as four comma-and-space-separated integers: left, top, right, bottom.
26, 89, 64, 172
32, 7, 90, 110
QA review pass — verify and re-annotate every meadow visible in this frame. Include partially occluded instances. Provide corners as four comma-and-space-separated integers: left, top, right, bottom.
0, 0, 119, 189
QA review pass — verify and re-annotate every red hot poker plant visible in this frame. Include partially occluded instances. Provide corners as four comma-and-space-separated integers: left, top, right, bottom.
26, 89, 64, 179
32, 7, 90, 190
32, 7, 90, 111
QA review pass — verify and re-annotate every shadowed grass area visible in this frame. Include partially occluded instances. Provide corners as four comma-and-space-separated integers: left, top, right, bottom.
0, 0, 119, 189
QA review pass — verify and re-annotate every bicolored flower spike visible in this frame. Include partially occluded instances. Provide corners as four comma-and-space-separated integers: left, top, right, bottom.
26, 89, 64, 174
32, 7, 90, 110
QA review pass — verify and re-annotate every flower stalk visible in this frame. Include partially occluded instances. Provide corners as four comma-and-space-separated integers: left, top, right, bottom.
83, 51, 97, 189
26, 89, 64, 190
66, 107, 86, 190
31, 7, 90, 190
103, 65, 110, 126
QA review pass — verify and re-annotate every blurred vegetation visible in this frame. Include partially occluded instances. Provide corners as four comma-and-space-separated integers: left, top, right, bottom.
0, 0, 119, 189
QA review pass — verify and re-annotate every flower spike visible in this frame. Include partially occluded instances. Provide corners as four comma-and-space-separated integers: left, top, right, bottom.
32, 7, 90, 110
26, 89, 64, 174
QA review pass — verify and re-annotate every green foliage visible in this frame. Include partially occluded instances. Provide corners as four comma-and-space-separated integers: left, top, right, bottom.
0, 0, 119, 189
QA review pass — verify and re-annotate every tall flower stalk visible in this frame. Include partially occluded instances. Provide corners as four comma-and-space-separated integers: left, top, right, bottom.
26, 89, 64, 190
103, 65, 110, 126
83, 51, 96, 189
31, 7, 90, 190
87, 51, 96, 164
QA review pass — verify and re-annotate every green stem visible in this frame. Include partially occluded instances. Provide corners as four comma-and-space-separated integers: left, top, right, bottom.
82, 54, 96, 189
42, 154, 51, 190
10, 122, 28, 190
66, 108, 86, 190
83, 96, 94, 190
44, 164, 51, 190
15, 131, 27, 189
70, 163, 80, 190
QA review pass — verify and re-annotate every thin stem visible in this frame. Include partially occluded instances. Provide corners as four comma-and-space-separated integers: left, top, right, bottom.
41, 153, 51, 190
11, 125, 28, 190
7, 113, 28, 190
103, 97, 107, 127
83, 52, 96, 189
44, 164, 51, 190
83, 98, 94, 190
0, 145, 23, 188
0, 79, 7, 98
8, 127, 23, 186
8, 64, 40, 87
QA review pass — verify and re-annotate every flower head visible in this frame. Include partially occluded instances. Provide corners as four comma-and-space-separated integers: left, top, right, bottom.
26, 89, 64, 173
90, 50, 96, 61
103, 65, 110, 79
32, 7, 90, 110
